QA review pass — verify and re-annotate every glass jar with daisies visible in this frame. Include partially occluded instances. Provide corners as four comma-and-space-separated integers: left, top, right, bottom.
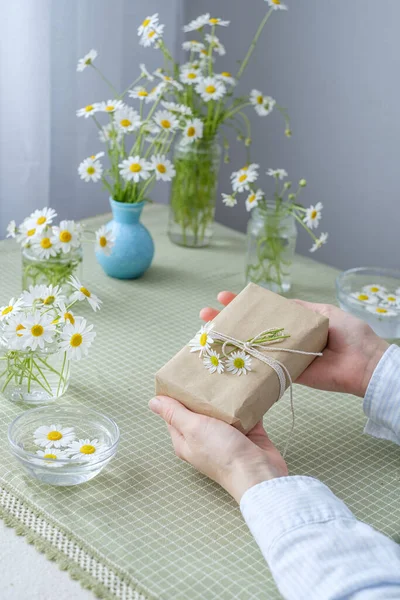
135, 3, 291, 247
223, 166, 328, 293
0, 278, 101, 405
7, 208, 84, 297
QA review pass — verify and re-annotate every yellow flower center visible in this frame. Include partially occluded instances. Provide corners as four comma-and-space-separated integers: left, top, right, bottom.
31, 324, 44, 337
257, 95, 264, 104
84, 58, 92, 65
1, 306, 13, 316
40, 238, 52, 249
161, 119, 171, 129
47, 431, 62, 441
138, 90, 148, 97
233, 357, 245, 369
387, 296, 396, 302
148, 30, 156, 38
201, 49, 208, 55
206, 85, 216, 94
187, 126, 196, 137
105, 105, 115, 111
43, 295, 55, 305
376, 308, 388, 314
209, 18, 220, 24
99, 236, 107, 248
59, 230, 72, 243
221, 71, 231, 77
199, 333, 208, 346
248, 194, 256, 203
187, 72, 197, 79
16, 324, 25, 337
142, 18, 151, 27
87, 166, 96, 175
311, 210, 318, 219
157, 164, 166, 174
37, 216, 46, 225
43, 453, 57, 460
80, 444, 96, 454
80, 286, 91, 298
70, 333, 83, 347
85, 105, 94, 112
239, 174, 248, 182
370, 286, 379, 293
357, 294, 369, 301
164, 76, 172, 81
272, 0, 281, 4
64, 312, 75, 324
129, 163, 142, 172
27, 228, 36, 237
120, 119, 132, 128
210, 355, 219, 366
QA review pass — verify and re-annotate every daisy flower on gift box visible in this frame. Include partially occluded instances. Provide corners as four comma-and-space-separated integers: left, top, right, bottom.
31, 232, 59, 260
226, 351, 252, 376
150, 155, 176, 182
19, 311, 57, 351
195, 77, 226, 102
181, 118, 204, 144
76, 49, 97, 72
59, 317, 96, 361
68, 439, 107, 460
95, 225, 115, 256
69, 276, 102, 312
34, 424, 76, 448
189, 322, 215, 356
303, 202, 323, 229
52, 220, 82, 254
119, 156, 152, 183
250, 90, 276, 117
203, 350, 225, 374
0, 297, 24, 321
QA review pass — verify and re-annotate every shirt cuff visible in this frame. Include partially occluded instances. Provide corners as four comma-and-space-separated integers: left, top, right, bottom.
363, 344, 400, 444
240, 476, 355, 555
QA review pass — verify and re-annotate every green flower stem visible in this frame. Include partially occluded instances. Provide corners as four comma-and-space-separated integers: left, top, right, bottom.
91, 65, 119, 96
22, 255, 82, 289
57, 353, 67, 397
236, 9, 273, 80
119, 74, 144, 100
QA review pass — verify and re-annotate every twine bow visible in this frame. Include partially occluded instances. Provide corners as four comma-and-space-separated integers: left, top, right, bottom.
212, 327, 323, 458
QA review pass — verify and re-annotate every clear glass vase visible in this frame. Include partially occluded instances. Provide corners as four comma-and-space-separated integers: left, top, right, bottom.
168, 138, 221, 248
246, 204, 298, 293
0, 346, 70, 405
22, 246, 83, 296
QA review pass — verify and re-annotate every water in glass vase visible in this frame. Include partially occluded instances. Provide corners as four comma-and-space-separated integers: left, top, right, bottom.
168, 138, 221, 248
246, 204, 297, 293
22, 246, 83, 296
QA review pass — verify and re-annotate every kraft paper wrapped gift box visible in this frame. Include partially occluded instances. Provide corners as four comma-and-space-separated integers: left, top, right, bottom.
155, 283, 329, 433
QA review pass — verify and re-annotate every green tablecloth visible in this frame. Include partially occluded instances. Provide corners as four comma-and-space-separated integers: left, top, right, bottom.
0, 205, 399, 600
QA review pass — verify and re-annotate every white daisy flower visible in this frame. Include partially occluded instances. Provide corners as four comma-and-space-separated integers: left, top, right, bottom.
154, 72, 183, 91
196, 77, 226, 102
246, 189, 264, 212
182, 118, 204, 144
179, 66, 201, 86
39, 284, 65, 308
207, 17, 230, 27
51, 220, 81, 254
99, 123, 123, 146
266, 0, 288, 11
15, 220, 40, 246
139, 23, 164, 47
231, 165, 259, 192
226, 351, 252, 376
34, 424, 76, 449
68, 438, 107, 460
182, 40, 205, 53
183, 14, 211, 32
21, 285, 48, 307
189, 322, 215, 356
147, 82, 166, 102
56, 302, 77, 326
154, 110, 180, 132
366, 305, 397, 318
31, 233, 58, 260
203, 350, 225, 374
309, 232, 328, 253
20, 311, 56, 350
379, 293, 399, 307
250, 90, 276, 116
59, 317, 96, 361
78, 157, 103, 183
205, 34, 226, 56
6, 220, 17, 238
161, 101, 193, 116
28, 207, 57, 231
362, 284, 387, 296
396, 287, 400, 296
139, 63, 154, 81
2, 313, 27, 349
137, 13, 159, 36
217, 72, 236, 86
128, 86, 151, 101
76, 49, 97, 72
222, 194, 237, 207
35, 448, 71, 467
0, 297, 24, 321
114, 106, 141, 133
97, 99, 124, 113
95, 225, 115, 256
76, 103, 100, 118
303, 202, 323, 229
119, 156, 152, 183
150, 155, 176, 182
267, 168, 288, 180
69, 276, 102, 312
349, 292, 379, 306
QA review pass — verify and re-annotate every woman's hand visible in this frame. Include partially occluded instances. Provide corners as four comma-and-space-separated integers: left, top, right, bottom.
200, 292, 389, 398
149, 395, 288, 503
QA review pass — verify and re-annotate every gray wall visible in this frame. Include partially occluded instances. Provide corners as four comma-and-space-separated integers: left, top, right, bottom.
185, 0, 400, 270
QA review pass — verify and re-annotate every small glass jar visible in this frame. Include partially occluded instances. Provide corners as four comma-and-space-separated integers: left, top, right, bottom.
246, 203, 298, 293
168, 137, 221, 248
22, 246, 83, 296
0, 346, 70, 405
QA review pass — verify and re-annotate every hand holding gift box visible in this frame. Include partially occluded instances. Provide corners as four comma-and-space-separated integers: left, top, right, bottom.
155, 283, 329, 434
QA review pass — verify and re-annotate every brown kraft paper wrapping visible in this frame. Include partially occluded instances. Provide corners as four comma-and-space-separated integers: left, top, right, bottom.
155, 283, 329, 433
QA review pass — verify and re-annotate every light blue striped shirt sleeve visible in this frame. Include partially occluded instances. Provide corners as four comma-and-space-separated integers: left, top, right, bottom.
240, 346, 400, 599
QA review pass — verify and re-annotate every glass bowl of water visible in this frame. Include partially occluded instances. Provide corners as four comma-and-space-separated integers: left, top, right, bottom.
336, 267, 400, 339
8, 405, 119, 486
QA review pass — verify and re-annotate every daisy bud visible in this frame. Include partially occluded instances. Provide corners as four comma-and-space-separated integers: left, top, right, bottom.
299, 179, 307, 187
288, 193, 296, 201
245, 137, 252, 147
237, 134, 243, 141
224, 155, 230, 164
285, 128, 292, 138
284, 182, 292, 190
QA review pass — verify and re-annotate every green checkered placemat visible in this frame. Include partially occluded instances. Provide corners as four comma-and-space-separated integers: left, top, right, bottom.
0, 205, 399, 600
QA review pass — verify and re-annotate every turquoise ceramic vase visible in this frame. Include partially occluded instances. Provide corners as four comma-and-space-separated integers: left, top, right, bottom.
96, 198, 154, 279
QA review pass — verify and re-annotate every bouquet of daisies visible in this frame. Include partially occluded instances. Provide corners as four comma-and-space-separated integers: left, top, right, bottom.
0, 277, 101, 402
